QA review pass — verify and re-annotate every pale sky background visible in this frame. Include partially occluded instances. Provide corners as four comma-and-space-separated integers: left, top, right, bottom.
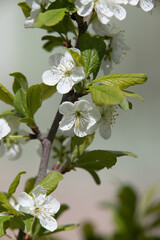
0, 1, 160, 239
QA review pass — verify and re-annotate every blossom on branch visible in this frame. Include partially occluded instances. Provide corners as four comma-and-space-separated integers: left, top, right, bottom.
98, 105, 118, 139
59, 100, 101, 137
24, 0, 55, 28
0, 118, 11, 140
92, 20, 129, 74
75, 0, 127, 24
18, 185, 60, 232
42, 49, 85, 94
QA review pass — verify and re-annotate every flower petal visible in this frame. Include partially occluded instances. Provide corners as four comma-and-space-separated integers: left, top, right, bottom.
59, 102, 74, 115
59, 116, 75, 131
75, 0, 94, 17
43, 195, 60, 214
49, 53, 63, 67
71, 66, 85, 83
18, 192, 34, 208
113, 5, 126, 21
39, 213, 57, 231
99, 120, 111, 140
56, 77, 74, 94
0, 119, 11, 140
140, 0, 154, 11
42, 70, 62, 86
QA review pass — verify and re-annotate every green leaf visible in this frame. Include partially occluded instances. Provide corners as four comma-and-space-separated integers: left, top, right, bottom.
91, 73, 147, 89
0, 192, 22, 216
71, 134, 94, 161
0, 109, 17, 118
34, 8, 66, 28
32, 172, 63, 196
7, 172, 26, 199
0, 84, 14, 106
26, 84, 43, 118
109, 151, 137, 158
123, 90, 144, 101
73, 150, 117, 170
0, 216, 12, 237
82, 49, 100, 78
24, 177, 36, 194
79, 33, 106, 61
13, 89, 27, 117
19, 117, 35, 127
40, 83, 56, 100
10, 72, 28, 94
42, 35, 64, 52
89, 85, 125, 106
18, 2, 31, 18
85, 169, 101, 185
54, 224, 79, 233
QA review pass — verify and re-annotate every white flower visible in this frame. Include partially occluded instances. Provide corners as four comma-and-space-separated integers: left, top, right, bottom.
6, 143, 22, 161
92, 21, 129, 74
42, 49, 85, 94
0, 119, 11, 140
59, 100, 101, 137
98, 105, 118, 139
128, 0, 154, 11
75, 0, 127, 24
24, 0, 55, 28
18, 185, 60, 232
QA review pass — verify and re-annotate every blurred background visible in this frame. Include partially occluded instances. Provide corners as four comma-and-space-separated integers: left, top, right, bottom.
0, 0, 160, 239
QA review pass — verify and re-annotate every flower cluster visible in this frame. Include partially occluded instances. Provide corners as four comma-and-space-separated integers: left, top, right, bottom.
75, 0, 155, 25
24, 0, 56, 27
18, 185, 60, 232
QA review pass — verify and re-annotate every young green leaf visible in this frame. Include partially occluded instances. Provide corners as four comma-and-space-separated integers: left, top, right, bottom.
31, 172, 63, 196
0, 84, 14, 106
123, 90, 144, 101
79, 33, 106, 61
82, 49, 100, 78
10, 72, 28, 94
71, 134, 94, 161
13, 89, 28, 117
0, 216, 12, 237
91, 73, 147, 89
19, 117, 35, 127
34, 8, 66, 28
85, 169, 101, 185
42, 35, 64, 52
40, 83, 56, 100
89, 85, 124, 106
26, 84, 43, 118
7, 172, 26, 199
0, 192, 22, 216
53, 224, 79, 233
73, 150, 117, 170
24, 177, 37, 194
18, 2, 31, 18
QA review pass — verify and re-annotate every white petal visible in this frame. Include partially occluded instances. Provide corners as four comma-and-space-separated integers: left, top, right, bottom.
74, 99, 92, 112
24, 17, 35, 28
140, 0, 154, 11
59, 117, 75, 131
59, 102, 74, 115
49, 53, 63, 67
74, 123, 88, 137
43, 195, 60, 214
32, 185, 46, 199
42, 70, 61, 86
75, 0, 94, 17
113, 5, 126, 20
71, 67, 85, 83
99, 120, 111, 139
56, 77, 74, 94
0, 119, 11, 140
18, 192, 34, 208
128, 0, 139, 5
39, 213, 57, 231
96, 8, 111, 24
